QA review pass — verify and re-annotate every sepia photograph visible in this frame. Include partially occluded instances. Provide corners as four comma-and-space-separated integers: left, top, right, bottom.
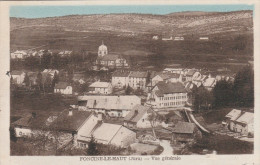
6, 3, 256, 157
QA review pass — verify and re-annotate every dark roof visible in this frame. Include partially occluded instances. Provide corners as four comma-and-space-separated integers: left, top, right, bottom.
12, 112, 58, 130
98, 54, 119, 61
112, 70, 130, 77
154, 82, 187, 95
124, 105, 152, 123
11, 71, 24, 75
153, 72, 180, 79
55, 82, 69, 89
50, 110, 93, 132
129, 71, 148, 78
186, 70, 197, 76
171, 121, 195, 134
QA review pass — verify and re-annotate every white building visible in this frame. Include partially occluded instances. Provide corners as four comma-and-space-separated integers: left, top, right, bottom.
124, 105, 156, 129
199, 37, 209, 40
174, 37, 184, 41
54, 82, 73, 95
78, 95, 141, 117
88, 81, 112, 94
111, 70, 130, 88
11, 50, 28, 59
11, 71, 26, 85
146, 82, 188, 109
42, 69, 59, 78
98, 41, 108, 57
128, 71, 148, 90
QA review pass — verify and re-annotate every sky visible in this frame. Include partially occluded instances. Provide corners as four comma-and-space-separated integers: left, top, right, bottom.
10, 5, 254, 18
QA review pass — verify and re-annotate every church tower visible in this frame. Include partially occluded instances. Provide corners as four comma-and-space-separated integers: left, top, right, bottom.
98, 41, 108, 57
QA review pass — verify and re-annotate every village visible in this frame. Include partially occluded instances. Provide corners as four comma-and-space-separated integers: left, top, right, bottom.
10, 39, 254, 155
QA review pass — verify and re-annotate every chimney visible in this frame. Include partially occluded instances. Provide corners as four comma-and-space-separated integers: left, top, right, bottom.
68, 109, 73, 116
97, 113, 103, 121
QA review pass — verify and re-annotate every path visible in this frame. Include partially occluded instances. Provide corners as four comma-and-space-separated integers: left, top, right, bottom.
185, 110, 210, 134
160, 140, 173, 155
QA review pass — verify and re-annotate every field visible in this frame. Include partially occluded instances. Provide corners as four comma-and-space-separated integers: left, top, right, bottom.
11, 26, 253, 73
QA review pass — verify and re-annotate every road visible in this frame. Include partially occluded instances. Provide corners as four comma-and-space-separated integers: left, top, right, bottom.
160, 140, 173, 155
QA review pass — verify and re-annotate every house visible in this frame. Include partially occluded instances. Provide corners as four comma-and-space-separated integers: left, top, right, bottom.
111, 70, 130, 88
91, 123, 136, 148
78, 95, 141, 117
10, 50, 27, 59
27, 72, 38, 86
163, 68, 183, 74
234, 112, 254, 136
203, 77, 216, 91
170, 121, 196, 143
162, 35, 173, 41
11, 71, 26, 85
224, 109, 242, 130
146, 82, 188, 109
147, 72, 182, 91
54, 82, 73, 95
98, 42, 108, 57
128, 71, 148, 90
88, 81, 112, 94
124, 105, 154, 128
185, 69, 201, 82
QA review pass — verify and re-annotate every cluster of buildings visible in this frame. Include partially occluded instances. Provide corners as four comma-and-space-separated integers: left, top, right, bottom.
10, 49, 74, 59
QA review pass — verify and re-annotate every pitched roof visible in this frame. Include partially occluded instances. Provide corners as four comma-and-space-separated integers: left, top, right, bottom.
186, 70, 197, 76
50, 110, 92, 132
92, 123, 122, 143
89, 82, 111, 88
12, 112, 59, 130
203, 77, 216, 87
112, 70, 130, 77
11, 70, 25, 75
154, 82, 187, 95
124, 105, 152, 123
171, 121, 195, 134
235, 112, 254, 124
55, 82, 70, 89
129, 71, 148, 78
225, 109, 242, 121
78, 95, 141, 110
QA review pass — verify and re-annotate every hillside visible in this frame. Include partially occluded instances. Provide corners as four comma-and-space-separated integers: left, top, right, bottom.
10, 10, 253, 36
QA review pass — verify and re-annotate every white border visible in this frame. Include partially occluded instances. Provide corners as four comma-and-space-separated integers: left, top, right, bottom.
0, 1, 260, 165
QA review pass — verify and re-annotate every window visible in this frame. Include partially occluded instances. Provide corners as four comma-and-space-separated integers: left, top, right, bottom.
19, 132, 22, 136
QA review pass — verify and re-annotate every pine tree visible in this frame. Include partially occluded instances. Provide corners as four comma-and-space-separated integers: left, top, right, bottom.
23, 73, 30, 87
87, 136, 99, 155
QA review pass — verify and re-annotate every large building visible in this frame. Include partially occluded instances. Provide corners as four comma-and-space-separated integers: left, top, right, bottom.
146, 82, 188, 109
78, 95, 141, 117
111, 70, 130, 88
88, 81, 112, 94
128, 71, 148, 90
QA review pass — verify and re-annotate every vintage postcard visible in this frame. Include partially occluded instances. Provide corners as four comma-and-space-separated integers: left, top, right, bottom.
0, 1, 259, 165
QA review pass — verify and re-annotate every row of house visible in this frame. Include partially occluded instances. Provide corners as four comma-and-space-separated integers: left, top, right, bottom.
11, 49, 74, 59
13, 109, 136, 149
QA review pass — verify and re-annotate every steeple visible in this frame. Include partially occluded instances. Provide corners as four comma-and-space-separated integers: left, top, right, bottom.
98, 41, 108, 57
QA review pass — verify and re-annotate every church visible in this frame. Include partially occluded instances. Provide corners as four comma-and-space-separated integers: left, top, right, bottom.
96, 42, 129, 69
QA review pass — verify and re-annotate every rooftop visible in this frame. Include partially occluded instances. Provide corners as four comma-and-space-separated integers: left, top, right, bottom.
129, 71, 148, 78
92, 123, 122, 143
112, 70, 130, 77
225, 109, 242, 121
89, 81, 111, 88
171, 121, 195, 134
236, 112, 254, 124
55, 82, 70, 89
124, 105, 152, 123
154, 82, 187, 96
